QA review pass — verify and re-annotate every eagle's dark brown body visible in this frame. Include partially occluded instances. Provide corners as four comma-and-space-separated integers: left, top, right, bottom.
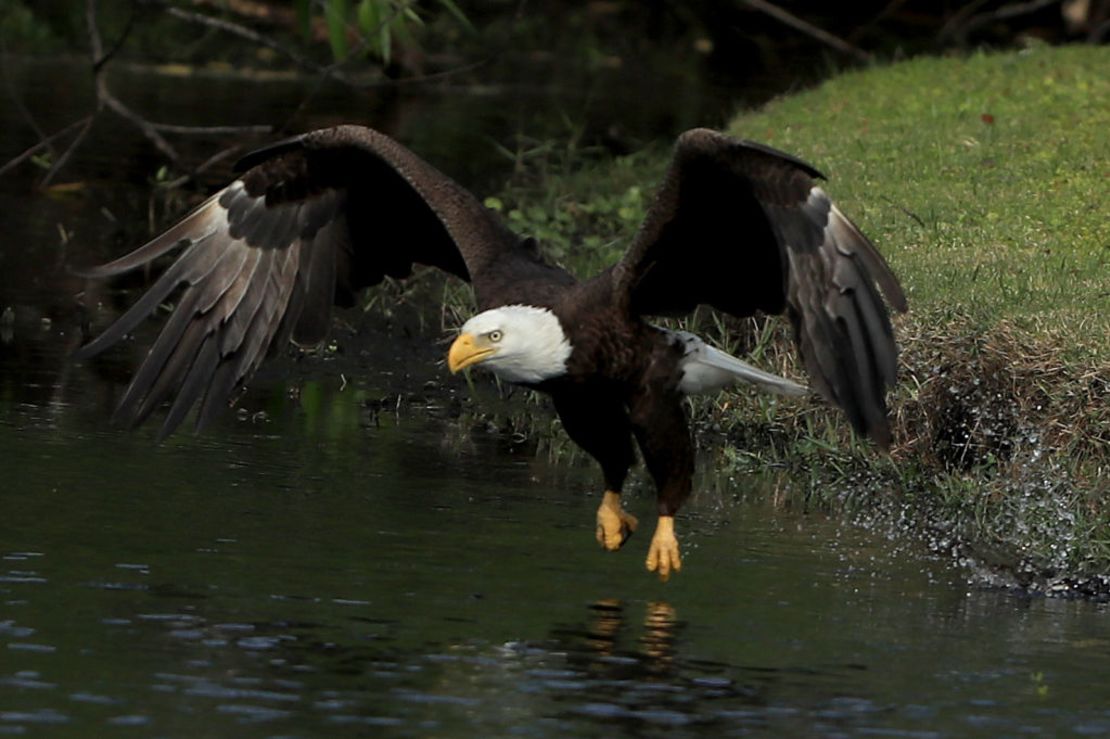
537, 281, 694, 519
77, 125, 906, 579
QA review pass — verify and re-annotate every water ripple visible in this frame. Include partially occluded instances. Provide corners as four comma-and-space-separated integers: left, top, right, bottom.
215, 704, 292, 723
5, 643, 56, 653
0, 710, 68, 725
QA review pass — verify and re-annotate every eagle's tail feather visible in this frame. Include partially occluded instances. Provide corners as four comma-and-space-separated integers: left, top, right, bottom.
668, 330, 807, 397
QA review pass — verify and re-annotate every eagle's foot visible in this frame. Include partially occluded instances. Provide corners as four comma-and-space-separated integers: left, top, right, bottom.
645, 516, 681, 582
596, 491, 639, 551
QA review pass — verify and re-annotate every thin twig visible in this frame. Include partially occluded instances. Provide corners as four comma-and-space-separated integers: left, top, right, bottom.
356, 58, 490, 88
946, 0, 1064, 43
938, 0, 993, 40
16, 0, 483, 189
86, 0, 104, 62
847, 0, 910, 43
1091, 17, 1110, 42
158, 143, 245, 189
41, 115, 98, 187
975, 0, 1064, 22
738, 0, 873, 62
36, 0, 107, 185
0, 116, 94, 179
879, 194, 926, 228
148, 123, 274, 135
93, 0, 138, 71
156, 0, 467, 96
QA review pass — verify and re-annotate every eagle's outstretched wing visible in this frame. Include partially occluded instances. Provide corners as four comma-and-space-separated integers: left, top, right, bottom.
614, 128, 907, 446
75, 125, 532, 438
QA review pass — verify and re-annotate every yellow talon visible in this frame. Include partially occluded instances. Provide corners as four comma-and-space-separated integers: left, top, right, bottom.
645, 516, 681, 582
596, 491, 638, 551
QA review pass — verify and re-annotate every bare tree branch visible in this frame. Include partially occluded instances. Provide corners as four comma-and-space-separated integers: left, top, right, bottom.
144, 0, 340, 78
738, 0, 873, 62
86, 0, 104, 63
4, 0, 479, 187
97, 82, 181, 162
160, 0, 482, 98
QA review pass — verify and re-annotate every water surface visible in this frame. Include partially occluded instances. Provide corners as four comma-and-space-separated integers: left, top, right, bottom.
3, 386, 1109, 737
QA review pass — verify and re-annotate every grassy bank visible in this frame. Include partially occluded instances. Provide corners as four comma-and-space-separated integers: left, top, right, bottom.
482, 45, 1108, 595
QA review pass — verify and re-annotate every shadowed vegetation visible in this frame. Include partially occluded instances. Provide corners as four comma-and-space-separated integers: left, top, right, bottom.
456, 45, 1108, 594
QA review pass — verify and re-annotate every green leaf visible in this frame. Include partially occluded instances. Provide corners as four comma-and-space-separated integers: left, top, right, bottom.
377, 7, 395, 64
379, 17, 391, 63
401, 1, 424, 27
357, 0, 380, 36
324, 0, 349, 61
436, 0, 474, 32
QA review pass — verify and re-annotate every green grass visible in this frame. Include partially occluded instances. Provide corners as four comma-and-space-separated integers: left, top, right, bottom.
473, 45, 1109, 593
729, 44, 1109, 354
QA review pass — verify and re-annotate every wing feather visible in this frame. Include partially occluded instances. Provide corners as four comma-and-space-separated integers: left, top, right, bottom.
215, 248, 265, 355
291, 219, 343, 346
113, 288, 203, 423
130, 317, 209, 427
74, 233, 226, 359
75, 193, 223, 280
76, 124, 539, 436
197, 251, 283, 430
161, 334, 221, 440
615, 128, 907, 446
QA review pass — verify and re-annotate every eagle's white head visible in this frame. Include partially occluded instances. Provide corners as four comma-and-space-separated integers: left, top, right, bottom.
447, 305, 572, 384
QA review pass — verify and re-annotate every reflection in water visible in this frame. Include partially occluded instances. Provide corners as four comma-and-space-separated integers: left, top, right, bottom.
542, 599, 761, 732
642, 600, 678, 669
582, 598, 677, 671
585, 598, 625, 656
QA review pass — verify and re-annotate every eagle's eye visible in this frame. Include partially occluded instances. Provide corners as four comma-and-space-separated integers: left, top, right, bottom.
488, 330, 503, 343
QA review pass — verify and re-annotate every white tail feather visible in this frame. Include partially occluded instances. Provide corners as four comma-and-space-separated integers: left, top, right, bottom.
666, 330, 808, 397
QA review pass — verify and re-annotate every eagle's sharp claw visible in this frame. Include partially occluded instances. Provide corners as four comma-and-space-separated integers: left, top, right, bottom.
596, 491, 639, 551
645, 516, 681, 582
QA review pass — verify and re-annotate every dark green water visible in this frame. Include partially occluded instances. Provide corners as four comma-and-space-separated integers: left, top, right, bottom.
2, 56, 1109, 738
3, 383, 1110, 737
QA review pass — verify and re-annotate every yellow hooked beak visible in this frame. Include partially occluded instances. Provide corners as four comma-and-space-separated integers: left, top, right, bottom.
447, 332, 497, 373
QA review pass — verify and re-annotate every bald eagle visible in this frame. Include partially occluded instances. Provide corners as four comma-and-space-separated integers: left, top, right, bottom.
76, 126, 906, 580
